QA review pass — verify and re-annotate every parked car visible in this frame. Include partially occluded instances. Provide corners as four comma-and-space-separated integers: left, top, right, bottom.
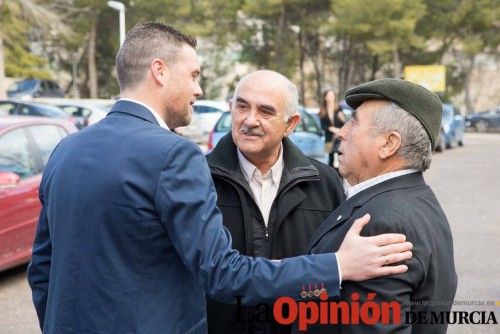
7, 79, 64, 100
207, 110, 327, 163
465, 107, 500, 132
435, 103, 465, 151
175, 100, 228, 144
0, 99, 71, 120
34, 98, 115, 129
0, 117, 77, 271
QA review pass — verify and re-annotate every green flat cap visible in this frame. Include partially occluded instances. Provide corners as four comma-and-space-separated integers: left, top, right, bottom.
345, 78, 442, 149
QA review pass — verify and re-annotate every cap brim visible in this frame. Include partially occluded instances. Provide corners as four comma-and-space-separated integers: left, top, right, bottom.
345, 93, 388, 110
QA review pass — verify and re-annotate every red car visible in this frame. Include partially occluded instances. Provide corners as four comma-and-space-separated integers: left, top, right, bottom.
0, 116, 77, 271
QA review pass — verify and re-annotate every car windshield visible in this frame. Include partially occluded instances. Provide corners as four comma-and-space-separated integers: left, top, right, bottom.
33, 104, 68, 118
193, 105, 226, 113
8, 79, 38, 93
215, 111, 321, 135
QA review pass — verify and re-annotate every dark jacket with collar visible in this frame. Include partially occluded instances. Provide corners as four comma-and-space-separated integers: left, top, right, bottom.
206, 132, 345, 334
302, 172, 457, 334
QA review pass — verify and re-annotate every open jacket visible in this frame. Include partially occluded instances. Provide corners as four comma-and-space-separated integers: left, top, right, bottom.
206, 133, 345, 334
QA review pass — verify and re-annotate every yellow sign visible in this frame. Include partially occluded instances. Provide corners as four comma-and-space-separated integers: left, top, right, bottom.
404, 65, 446, 92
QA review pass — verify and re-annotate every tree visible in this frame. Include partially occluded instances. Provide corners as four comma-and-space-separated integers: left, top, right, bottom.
0, 0, 70, 98
333, 0, 426, 80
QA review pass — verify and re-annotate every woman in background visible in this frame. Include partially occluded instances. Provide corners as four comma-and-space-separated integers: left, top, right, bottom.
318, 89, 346, 169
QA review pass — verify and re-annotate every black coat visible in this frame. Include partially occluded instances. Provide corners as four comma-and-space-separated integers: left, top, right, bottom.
206, 133, 345, 334
301, 172, 457, 334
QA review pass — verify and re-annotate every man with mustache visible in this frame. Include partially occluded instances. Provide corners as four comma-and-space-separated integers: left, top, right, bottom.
206, 70, 409, 334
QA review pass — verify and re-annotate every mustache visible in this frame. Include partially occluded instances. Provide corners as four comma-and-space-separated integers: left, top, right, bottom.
240, 125, 264, 137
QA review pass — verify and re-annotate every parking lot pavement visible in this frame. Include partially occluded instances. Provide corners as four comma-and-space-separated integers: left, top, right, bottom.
0, 133, 499, 333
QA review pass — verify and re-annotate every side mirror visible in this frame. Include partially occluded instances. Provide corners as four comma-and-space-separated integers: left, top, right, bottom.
0, 172, 20, 189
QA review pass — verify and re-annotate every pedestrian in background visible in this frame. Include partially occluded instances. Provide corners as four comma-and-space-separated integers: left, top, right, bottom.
319, 88, 346, 169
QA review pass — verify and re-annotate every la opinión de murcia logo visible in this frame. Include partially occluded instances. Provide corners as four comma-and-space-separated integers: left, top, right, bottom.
234, 285, 498, 331
274, 291, 400, 331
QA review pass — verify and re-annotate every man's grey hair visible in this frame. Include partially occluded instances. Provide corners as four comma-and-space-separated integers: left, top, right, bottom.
232, 71, 299, 121
371, 101, 432, 171
116, 22, 197, 90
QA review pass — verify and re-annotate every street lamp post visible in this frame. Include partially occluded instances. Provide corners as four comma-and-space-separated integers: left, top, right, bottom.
107, 1, 126, 47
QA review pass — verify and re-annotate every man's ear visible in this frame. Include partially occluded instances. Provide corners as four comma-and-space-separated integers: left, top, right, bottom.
284, 113, 301, 137
379, 131, 402, 159
150, 58, 166, 86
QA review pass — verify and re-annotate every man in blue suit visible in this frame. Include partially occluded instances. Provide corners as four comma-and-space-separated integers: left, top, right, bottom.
27, 23, 412, 333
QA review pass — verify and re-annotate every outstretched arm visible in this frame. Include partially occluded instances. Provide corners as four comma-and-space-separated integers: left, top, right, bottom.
155, 140, 412, 304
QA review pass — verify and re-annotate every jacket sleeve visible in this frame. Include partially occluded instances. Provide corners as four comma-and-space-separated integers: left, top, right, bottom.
27, 190, 52, 330
155, 139, 341, 304
335, 213, 426, 333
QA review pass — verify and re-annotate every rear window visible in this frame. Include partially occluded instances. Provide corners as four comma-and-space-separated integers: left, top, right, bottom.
215, 112, 232, 132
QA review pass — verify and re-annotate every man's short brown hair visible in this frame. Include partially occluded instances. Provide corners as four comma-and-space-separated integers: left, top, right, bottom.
116, 22, 197, 90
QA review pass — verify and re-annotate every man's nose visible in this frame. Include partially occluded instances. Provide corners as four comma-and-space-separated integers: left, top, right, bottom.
194, 81, 203, 97
337, 123, 347, 140
243, 108, 259, 126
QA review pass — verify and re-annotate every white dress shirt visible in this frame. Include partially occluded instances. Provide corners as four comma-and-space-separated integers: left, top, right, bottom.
237, 145, 284, 227
346, 169, 419, 199
119, 98, 170, 131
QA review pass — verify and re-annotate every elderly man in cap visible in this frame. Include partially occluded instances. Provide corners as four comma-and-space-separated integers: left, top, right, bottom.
304, 79, 457, 333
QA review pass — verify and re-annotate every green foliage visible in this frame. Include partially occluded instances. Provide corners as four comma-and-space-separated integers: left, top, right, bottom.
0, 3, 51, 78
1, 0, 497, 101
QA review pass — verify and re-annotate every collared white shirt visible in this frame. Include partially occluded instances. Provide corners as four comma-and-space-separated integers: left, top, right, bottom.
119, 98, 170, 130
237, 145, 284, 227
346, 169, 419, 199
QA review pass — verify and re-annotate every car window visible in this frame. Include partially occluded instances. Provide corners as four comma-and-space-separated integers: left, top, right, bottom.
215, 112, 232, 132
0, 128, 38, 178
33, 104, 68, 118
294, 118, 305, 132
28, 124, 68, 168
194, 106, 223, 113
301, 112, 322, 134
19, 105, 40, 116
61, 106, 90, 118
0, 102, 17, 116
41, 80, 50, 91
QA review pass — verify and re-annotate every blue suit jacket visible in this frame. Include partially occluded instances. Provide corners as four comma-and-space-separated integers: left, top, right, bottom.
28, 100, 340, 334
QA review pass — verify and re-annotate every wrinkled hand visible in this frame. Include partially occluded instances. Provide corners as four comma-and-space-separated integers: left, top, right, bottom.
336, 214, 412, 281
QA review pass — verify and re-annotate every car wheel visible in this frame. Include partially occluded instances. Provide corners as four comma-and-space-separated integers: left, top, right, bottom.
475, 120, 489, 132
458, 139, 464, 146
435, 130, 445, 152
